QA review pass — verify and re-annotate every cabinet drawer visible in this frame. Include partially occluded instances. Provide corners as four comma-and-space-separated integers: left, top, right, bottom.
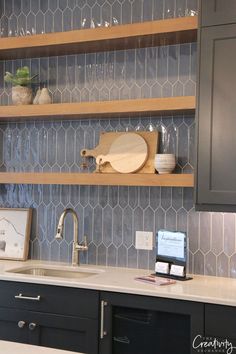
0, 281, 99, 319
205, 304, 236, 339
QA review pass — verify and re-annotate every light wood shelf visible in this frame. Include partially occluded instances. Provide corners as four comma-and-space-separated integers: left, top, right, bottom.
0, 17, 196, 188
0, 96, 195, 120
0, 16, 198, 60
0, 172, 194, 187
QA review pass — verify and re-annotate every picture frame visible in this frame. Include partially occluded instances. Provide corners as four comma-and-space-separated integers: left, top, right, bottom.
0, 208, 32, 261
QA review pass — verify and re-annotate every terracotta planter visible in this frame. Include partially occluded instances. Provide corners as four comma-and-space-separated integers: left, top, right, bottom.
12, 85, 33, 105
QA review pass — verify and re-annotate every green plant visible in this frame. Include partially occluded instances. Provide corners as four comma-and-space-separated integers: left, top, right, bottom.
4, 66, 38, 86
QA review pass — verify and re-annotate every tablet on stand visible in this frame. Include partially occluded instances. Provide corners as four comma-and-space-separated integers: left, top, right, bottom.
155, 230, 192, 281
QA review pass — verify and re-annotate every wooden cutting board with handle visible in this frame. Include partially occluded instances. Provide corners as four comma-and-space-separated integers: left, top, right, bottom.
81, 131, 159, 173
96, 133, 148, 173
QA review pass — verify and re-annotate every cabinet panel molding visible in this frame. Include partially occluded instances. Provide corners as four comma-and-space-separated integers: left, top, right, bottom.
201, 0, 236, 27
196, 24, 236, 210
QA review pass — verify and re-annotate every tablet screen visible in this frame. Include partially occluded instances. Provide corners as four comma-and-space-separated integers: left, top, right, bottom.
156, 230, 187, 262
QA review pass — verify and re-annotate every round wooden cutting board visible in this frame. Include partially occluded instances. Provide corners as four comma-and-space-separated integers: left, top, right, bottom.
96, 133, 148, 173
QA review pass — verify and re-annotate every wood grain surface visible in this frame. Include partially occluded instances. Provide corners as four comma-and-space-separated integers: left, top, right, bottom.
96, 133, 148, 173
0, 17, 197, 60
0, 172, 194, 187
81, 131, 159, 173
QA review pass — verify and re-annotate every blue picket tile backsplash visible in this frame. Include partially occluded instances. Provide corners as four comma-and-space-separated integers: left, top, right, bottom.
0, 0, 198, 37
0, 0, 235, 278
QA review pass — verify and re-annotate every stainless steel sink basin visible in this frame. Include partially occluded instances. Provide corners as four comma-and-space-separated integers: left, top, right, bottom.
7, 266, 101, 280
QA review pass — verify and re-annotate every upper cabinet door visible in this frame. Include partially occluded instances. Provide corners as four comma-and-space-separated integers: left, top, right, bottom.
201, 0, 236, 26
196, 24, 236, 211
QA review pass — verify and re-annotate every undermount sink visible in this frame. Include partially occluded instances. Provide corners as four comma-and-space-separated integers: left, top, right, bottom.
7, 266, 101, 280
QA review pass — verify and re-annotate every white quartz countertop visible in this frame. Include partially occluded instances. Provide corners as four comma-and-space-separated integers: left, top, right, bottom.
0, 259, 235, 307
0, 341, 82, 354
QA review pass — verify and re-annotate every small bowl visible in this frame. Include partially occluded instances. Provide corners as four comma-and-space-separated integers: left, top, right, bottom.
154, 154, 176, 174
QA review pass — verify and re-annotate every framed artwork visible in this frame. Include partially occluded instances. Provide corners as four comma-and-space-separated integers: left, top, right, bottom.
0, 208, 32, 261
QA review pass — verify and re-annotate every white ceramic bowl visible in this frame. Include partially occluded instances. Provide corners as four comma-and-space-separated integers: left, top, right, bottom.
154, 154, 176, 174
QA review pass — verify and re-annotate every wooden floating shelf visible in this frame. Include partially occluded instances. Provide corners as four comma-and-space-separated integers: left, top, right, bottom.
0, 16, 198, 60
0, 96, 196, 120
0, 173, 194, 187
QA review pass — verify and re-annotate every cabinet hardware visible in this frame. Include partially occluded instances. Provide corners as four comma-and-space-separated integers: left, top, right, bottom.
113, 336, 130, 344
17, 321, 26, 329
15, 293, 41, 301
100, 300, 108, 339
29, 322, 37, 331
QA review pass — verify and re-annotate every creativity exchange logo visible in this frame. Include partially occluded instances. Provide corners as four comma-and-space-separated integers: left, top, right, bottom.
193, 335, 236, 353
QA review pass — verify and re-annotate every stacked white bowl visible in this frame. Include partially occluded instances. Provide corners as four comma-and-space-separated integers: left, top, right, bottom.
154, 154, 176, 174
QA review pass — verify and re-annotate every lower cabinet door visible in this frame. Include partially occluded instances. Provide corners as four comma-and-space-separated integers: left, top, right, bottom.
196, 23, 236, 211
100, 292, 204, 354
34, 312, 98, 354
205, 303, 236, 346
0, 307, 98, 354
0, 308, 30, 345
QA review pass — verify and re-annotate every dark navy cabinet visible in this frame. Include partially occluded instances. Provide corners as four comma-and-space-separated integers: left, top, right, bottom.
201, 0, 236, 27
205, 304, 236, 348
99, 291, 204, 354
0, 307, 98, 353
2, 279, 236, 354
0, 281, 99, 354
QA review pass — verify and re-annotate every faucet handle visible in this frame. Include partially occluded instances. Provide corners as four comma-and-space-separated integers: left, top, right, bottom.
82, 236, 87, 247
76, 236, 88, 251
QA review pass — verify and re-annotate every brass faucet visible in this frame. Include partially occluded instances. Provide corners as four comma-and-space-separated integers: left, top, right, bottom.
55, 208, 88, 266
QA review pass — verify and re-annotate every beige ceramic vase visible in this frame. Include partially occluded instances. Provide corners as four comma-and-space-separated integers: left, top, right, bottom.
12, 85, 33, 105
33, 88, 41, 104
38, 87, 52, 104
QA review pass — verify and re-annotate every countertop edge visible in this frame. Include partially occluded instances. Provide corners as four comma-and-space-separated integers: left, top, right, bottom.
0, 260, 235, 307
